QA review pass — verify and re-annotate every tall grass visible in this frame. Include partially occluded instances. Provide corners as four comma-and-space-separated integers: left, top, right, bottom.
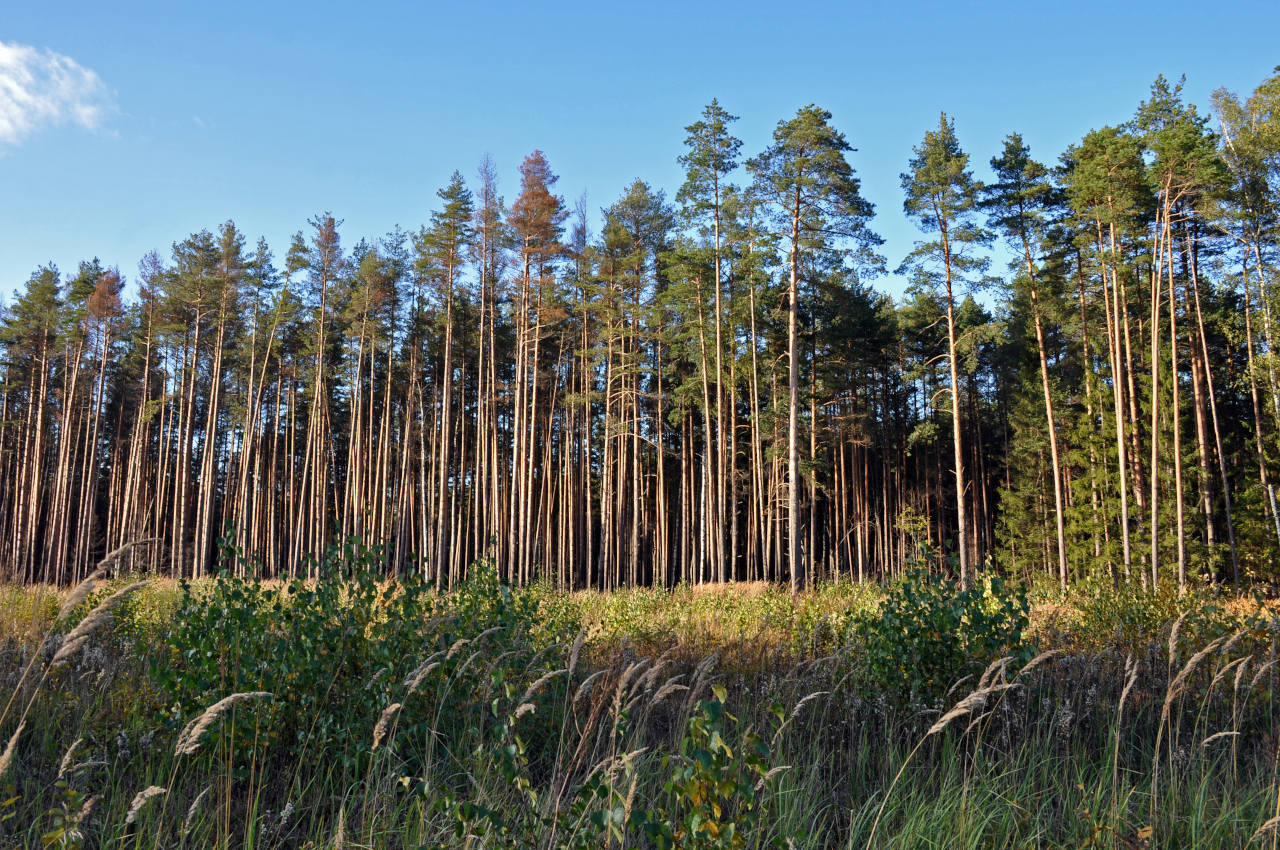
0, 549, 1277, 848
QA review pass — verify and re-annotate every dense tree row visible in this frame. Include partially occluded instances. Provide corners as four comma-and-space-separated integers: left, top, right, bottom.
3, 71, 1279, 590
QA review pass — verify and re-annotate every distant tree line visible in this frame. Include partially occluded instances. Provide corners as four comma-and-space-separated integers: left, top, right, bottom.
3, 71, 1279, 590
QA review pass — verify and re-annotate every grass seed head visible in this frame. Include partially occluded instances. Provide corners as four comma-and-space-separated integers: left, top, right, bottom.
175, 692, 273, 756
182, 785, 211, 836
51, 581, 150, 668
371, 703, 402, 750
57, 736, 83, 778
0, 721, 25, 780
74, 793, 101, 827
574, 669, 608, 705
403, 660, 441, 695
56, 570, 104, 623
1251, 815, 1280, 843
927, 684, 1015, 738
519, 668, 567, 704
1168, 609, 1189, 663
124, 785, 167, 825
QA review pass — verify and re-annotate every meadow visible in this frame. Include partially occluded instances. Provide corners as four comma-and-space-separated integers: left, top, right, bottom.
1, 545, 1279, 848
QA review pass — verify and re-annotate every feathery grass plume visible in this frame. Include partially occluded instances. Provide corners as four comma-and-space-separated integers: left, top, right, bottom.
513, 702, 536, 720
52, 635, 89, 666
1150, 634, 1228, 823
1251, 816, 1280, 842
331, 806, 345, 849
573, 669, 608, 705
403, 660, 441, 695
95, 537, 159, 575
587, 746, 649, 781
444, 637, 470, 660
1220, 627, 1247, 657
624, 686, 658, 720
1248, 658, 1276, 691
181, 785, 211, 836
57, 539, 158, 624
0, 721, 25, 780
1201, 730, 1240, 747
754, 764, 792, 792
1210, 656, 1249, 693
56, 569, 104, 623
57, 736, 83, 778
1169, 609, 1189, 654
124, 785, 167, 824
926, 684, 1015, 738
615, 659, 647, 699
55, 539, 155, 624
51, 580, 150, 668
639, 650, 674, 692
1167, 635, 1227, 701
978, 656, 1014, 689
74, 793, 101, 828
174, 692, 273, 756
648, 676, 687, 710
371, 703, 402, 750
519, 668, 567, 704
964, 706, 998, 736
623, 768, 638, 830
1018, 649, 1059, 677
1118, 655, 1139, 714
773, 691, 830, 745
456, 649, 485, 681
612, 660, 649, 726
1112, 654, 1139, 793
1233, 657, 1251, 693
568, 630, 585, 674
683, 651, 719, 710
945, 674, 975, 699
867, 680, 1015, 849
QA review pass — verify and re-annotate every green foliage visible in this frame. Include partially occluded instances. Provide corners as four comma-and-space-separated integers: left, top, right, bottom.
857, 562, 1031, 707
653, 685, 785, 849
1069, 578, 1264, 652
37, 781, 90, 849
4, 567, 1280, 848
443, 681, 788, 850
150, 542, 560, 779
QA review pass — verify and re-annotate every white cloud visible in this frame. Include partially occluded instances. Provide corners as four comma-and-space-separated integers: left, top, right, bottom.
0, 41, 112, 147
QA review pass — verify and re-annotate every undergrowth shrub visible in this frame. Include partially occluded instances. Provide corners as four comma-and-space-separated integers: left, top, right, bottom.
444, 681, 788, 849
1072, 578, 1253, 652
857, 565, 1031, 707
150, 542, 566, 782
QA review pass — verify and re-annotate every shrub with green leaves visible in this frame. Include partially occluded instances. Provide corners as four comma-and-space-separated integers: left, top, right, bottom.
857, 566, 1031, 707
652, 684, 786, 849
149, 543, 565, 781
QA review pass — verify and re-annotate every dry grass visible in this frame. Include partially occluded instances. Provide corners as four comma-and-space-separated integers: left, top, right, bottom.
0, 584, 59, 645
0, 569, 1276, 847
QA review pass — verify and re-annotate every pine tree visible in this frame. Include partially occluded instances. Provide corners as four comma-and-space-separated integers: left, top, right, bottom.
748, 104, 880, 591
983, 133, 1070, 586
678, 99, 743, 581
900, 113, 990, 586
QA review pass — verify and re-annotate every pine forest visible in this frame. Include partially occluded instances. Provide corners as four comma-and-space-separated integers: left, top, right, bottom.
4, 73, 1280, 593
7, 25, 1280, 844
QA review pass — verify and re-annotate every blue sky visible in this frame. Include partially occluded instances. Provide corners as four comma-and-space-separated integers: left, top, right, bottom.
2, 0, 1277, 302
